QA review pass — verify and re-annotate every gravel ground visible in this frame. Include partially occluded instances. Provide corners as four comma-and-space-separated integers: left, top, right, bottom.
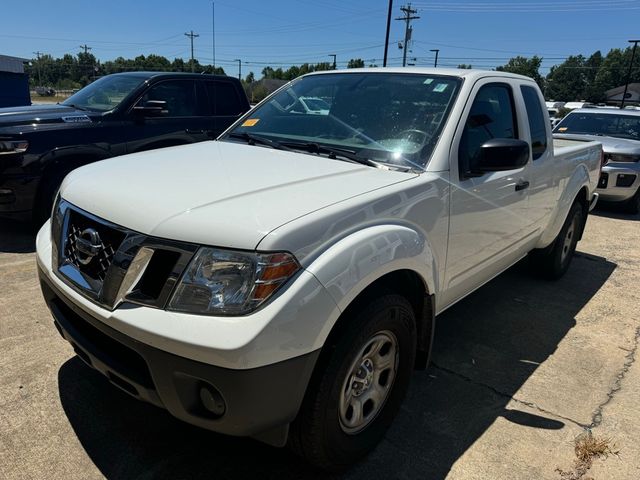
1, 204, 638, 480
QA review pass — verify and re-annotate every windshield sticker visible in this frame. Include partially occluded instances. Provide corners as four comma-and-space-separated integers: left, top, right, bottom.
242, 118, 260, 127
433, 83, 449, 93
61, 115, 92, 123
558, 127, 568, 132
423, 78, 434, 84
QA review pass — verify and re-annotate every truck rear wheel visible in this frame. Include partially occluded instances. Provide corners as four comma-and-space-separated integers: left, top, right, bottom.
289, 294, 416, 471
530, 202, 584, 279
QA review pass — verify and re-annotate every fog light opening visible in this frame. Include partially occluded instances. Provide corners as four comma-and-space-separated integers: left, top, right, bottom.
199, 383, 226, 417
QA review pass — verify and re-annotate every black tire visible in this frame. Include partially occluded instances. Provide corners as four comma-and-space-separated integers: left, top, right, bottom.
33, 172, 66, 228
529, 202, 584, 280
623, 188, 640, 215
289, 294, 417, 471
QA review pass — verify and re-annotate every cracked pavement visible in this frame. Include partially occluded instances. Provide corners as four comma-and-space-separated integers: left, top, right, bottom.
1, 205, 639, 480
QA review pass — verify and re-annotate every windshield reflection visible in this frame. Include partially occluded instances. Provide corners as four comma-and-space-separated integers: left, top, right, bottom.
222, 73, 462, 170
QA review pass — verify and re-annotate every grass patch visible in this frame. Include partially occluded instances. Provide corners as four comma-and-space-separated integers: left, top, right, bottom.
556, 431, 619, 480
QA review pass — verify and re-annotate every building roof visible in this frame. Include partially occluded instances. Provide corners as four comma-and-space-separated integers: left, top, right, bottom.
0, 55, 29, 74
605, 83, 640, 95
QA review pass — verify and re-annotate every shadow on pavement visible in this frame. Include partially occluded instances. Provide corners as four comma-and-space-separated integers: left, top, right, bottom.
57, 252, 616, 479
0, 219, 36, 254
591, 202, 639, 222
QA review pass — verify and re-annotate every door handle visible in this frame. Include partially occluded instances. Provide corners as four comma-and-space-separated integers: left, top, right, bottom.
515, 180, 530, 191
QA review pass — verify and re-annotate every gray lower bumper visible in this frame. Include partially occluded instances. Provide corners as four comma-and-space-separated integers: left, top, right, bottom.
38, 264, 319, 446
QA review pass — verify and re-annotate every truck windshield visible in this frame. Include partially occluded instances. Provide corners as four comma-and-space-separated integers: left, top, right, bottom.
222, 72, 462, 170
555, 112, 640, 140
61, 75, 146, 112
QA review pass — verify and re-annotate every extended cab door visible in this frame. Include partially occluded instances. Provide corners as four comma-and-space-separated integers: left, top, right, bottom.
125, 79, 212, 153
441, 79, 536, 308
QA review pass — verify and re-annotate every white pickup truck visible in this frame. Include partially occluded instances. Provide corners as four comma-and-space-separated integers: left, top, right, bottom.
36, 68, 602, 469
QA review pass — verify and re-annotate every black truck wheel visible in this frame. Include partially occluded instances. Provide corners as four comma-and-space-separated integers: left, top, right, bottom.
529, 202, 584, 279
289, 294, 416, 471
624, 187, 640, 215
33, 172, 66, 227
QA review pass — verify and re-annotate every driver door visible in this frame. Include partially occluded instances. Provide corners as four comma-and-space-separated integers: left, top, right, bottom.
125, 79, 211, 153
441, 80, 535, 309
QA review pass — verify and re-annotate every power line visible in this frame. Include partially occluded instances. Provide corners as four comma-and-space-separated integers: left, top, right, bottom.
79, 44, 92, 54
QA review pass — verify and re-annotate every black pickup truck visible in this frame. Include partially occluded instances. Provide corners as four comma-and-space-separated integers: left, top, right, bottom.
0, 72, 250, 224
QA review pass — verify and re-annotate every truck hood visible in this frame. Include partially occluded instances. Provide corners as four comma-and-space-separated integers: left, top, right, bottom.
554, 133, 640, 154
0, 104, 100, 129
60, 141, 417, 249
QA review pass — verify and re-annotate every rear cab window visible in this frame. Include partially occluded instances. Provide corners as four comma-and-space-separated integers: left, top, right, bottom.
520, 85, 548, 160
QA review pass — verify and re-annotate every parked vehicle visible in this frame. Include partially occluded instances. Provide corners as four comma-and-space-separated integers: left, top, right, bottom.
0, 72, 250, 224
554, 108, 640, 213
36, 68, 602, 470
563, 101, 594, 111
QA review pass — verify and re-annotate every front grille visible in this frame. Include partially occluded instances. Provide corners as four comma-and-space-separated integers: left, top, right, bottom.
64, 213, 124, 282
616, 174, 637, 188
52, 199, 197, 310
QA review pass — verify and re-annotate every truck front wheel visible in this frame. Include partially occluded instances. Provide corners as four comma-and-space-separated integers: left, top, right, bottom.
530, 202, 584, 279
289, 294, 417, 471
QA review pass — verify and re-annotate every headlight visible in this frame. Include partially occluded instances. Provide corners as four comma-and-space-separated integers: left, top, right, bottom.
168, 248, 300, 315
0, 139, 28, 155
607, 153, 640, 163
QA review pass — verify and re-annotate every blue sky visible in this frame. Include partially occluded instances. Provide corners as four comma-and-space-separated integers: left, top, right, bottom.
1, 0, 639, 75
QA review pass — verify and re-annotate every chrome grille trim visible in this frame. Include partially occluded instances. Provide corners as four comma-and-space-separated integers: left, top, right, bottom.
51, 199, 198, 311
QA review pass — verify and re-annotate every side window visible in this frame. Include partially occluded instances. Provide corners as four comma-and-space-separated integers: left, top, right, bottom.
521, 85, 548, 160
205, 81, 243, 116
459, 83, 518, 176
139, 80, 197, 117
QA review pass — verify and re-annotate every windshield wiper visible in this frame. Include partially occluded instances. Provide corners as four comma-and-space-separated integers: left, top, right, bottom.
228, 132, 292, 151
280, 141, 385, 169
62, 103, 88, 111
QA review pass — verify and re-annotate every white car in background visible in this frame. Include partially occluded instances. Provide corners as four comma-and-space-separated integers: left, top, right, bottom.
554, 108, 640, 213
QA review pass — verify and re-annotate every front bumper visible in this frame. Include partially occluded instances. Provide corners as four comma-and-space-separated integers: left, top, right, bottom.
596, 164, 640, 203
39, 264, 320, 444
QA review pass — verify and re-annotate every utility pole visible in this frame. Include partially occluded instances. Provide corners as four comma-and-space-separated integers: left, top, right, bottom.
383, 0, 393, 67
212, 2, 216, 70
79, 44, 92, 54
328, 54, 337, 69
234, 59, 241, 80
185, 30, 199, 72
430, 49, 440, 68
33, 51, 42, 85
395, 4, 420, 67
620, 39, 639, 109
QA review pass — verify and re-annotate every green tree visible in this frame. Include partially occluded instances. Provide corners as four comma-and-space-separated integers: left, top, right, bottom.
545, 55, 587, 101
347, 58, 365, 68
496, 56, 544, 89
457, 64, 472, 69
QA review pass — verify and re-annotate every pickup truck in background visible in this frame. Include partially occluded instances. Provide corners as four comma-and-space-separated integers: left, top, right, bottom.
553, 108, 640, 213
0, 72, 250, 224
36, 68, 602, 470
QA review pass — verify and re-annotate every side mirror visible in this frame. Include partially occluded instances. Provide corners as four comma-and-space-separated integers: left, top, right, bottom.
475, 138, 529, 172
133, 100, 168, 117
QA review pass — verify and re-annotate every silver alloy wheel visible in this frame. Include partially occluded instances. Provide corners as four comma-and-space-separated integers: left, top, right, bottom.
561, 213, 579, 264
338, 330, 399, 434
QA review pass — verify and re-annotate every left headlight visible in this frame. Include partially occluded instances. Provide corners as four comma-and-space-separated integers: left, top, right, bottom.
168, 247, 300, 315
0, 139, 28, 155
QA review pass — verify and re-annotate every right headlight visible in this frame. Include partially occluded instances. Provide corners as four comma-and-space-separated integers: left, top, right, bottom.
168, 247, 300, 316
